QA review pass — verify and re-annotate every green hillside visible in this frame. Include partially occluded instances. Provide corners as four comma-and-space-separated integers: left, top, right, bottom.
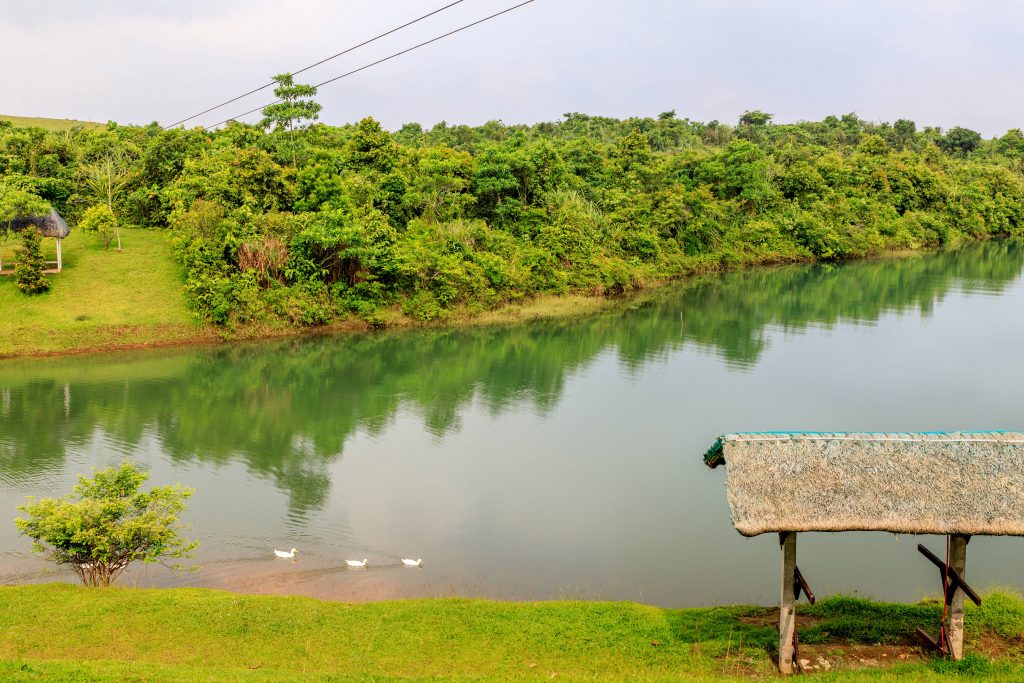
0, 114, 104, 131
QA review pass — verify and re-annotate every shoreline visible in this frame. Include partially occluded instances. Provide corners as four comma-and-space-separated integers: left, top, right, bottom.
0, 246, 940, 362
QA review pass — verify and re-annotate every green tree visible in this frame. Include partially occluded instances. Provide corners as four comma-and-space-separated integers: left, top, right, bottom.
739, 110, 773, 127
0, 186, 51, 289
14, 228, 50, 294
0, 185, 49, 225
260, 73, 322, 166
15, 463, 196, 587
79, 203, 119, 250
345, 117, 398, 173
892, 118, 917, 149
80, 150, 136, 250
407, 147, 476, 223
940, 126, 983, 157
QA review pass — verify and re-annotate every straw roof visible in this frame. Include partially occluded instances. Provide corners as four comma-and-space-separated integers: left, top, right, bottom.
704, 432, 1024, 537
8, 209, 70, 238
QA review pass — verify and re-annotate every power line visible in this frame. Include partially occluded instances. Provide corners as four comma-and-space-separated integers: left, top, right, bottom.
163, 0, 468, 129
204, 0, 537, 131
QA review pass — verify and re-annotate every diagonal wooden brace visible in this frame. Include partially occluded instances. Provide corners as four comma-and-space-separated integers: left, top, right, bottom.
793, 566, 816, 605
917, 543, 982, 607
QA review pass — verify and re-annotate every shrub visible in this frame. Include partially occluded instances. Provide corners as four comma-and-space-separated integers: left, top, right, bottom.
15, 463, 196, 587
14, 229, 49, 294
79, 204, 119, 251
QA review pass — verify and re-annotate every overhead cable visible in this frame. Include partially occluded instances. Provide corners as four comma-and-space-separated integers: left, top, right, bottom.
204, 0, 537, 130
163, 0, 469, 129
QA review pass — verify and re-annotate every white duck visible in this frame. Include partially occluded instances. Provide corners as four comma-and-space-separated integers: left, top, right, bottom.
274, 548, 297, 559
401, 558, 423, 567
346, 558, 368, 568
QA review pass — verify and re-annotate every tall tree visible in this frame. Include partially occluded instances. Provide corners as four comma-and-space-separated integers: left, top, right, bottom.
80, 150, 136, 250
260, 73, 322, 166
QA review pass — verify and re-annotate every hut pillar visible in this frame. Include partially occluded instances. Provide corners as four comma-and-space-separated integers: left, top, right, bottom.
779, 531, 797, 674
947, 534, 969, 660
55, 238, 62, 271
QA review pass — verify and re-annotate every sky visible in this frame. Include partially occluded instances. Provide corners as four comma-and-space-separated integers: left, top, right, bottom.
2, 0, 1023, 136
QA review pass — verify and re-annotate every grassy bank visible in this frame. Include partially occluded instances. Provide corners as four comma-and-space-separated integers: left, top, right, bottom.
1, 221, 939, 359
0, 224, 667, 358
2, 585, 1024, 680
0, 228, 212, 357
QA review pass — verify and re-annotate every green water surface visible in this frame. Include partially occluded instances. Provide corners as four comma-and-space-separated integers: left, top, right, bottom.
1, 240, 1023, 605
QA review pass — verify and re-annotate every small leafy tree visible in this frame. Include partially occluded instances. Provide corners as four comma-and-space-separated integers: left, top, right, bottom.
14, 229, 49, 294
0, 186, 51, 292
16, 463, 197, 587
261, 73, 321, 166
80, 149, 136, 250
79, 203, 119, 250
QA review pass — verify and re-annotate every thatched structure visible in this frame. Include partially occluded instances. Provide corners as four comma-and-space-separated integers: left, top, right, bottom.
7, 209, 70, 238
704, 431, 1024, 537
704, 431, 1024, 671
2, 209, 70, 272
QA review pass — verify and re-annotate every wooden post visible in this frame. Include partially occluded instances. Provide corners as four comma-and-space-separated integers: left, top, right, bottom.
947, 534, 969, 660
56, 238, 62, 271
779, 531, 797, 674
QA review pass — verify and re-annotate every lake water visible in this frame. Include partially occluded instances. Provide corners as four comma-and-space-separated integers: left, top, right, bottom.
2, 240, 1023, 607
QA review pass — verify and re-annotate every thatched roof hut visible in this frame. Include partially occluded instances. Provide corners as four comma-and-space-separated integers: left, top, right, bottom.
7, 209, 70, 238
704, 431, 1024, 537
704, 431, 1023, 670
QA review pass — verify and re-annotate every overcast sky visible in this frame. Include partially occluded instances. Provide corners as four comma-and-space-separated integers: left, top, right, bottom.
2, 0, 1022, 136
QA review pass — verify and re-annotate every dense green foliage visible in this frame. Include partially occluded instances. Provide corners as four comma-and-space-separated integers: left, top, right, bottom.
15, 463, 196, 586
2, 105, 1024, 326
0, 184, 52, 294
13, 230, 49, 294
3, 584, 1024, 680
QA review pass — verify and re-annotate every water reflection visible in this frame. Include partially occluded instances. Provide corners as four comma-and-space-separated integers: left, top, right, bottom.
1, 239, 1023, 604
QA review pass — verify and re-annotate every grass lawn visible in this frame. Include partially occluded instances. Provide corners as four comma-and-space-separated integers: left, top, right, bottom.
1, 584, 1024, 681
0, 228, 214, 357
0, 114, 104, 131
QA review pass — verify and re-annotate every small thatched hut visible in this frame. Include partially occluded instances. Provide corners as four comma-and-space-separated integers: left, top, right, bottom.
2, 209, 71, 272
704, 431, 1024, 672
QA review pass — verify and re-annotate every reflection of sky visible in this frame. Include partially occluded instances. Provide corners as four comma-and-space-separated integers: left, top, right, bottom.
2, 1, 1024, 135
1, 246, 1024, 605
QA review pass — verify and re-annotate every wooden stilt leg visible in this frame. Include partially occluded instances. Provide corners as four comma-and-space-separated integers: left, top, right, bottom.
779, 531, 797, 674
948, 535, 969, 660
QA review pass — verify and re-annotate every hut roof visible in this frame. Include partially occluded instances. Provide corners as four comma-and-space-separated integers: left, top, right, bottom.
7, 209, 70, 238
704, 431, 1024, 537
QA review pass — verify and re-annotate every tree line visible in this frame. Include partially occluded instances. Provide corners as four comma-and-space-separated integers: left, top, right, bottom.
2, 81, 1023, 325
